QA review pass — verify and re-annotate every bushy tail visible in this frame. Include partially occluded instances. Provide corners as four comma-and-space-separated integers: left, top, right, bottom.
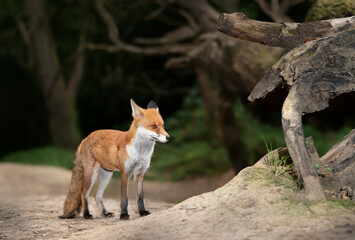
59, 152, 84, 219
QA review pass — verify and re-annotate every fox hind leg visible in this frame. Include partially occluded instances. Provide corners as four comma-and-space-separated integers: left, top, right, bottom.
95, 166, 114, 217
82, 163, 100, 219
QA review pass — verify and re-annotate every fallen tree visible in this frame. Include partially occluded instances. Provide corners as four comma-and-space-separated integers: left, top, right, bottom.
217, 13, 355, 201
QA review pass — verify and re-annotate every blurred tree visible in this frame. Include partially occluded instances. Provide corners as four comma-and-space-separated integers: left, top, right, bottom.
13, 0, 87, 148
0, 0, 315, 173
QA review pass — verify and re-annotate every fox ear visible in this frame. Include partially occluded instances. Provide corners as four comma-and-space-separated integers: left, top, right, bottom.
130, 99, 144, 119
147, 100, 159, 111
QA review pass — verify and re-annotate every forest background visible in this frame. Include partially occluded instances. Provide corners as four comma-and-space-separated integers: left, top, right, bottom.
1, 0, 354, 181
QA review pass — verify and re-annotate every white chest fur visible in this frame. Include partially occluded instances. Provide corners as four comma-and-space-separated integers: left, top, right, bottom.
125, 127, 156, 176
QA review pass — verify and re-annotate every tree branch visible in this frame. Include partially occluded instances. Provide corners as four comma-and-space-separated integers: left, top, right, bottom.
96, 0, 120, 45
253, 0, 293, 22
86, 41, 195, 55
14, 15, 34, 70
217, 13, 355, 49
133, 26, 196, 45
67, 28, 86, 103
93, 0, 196, 56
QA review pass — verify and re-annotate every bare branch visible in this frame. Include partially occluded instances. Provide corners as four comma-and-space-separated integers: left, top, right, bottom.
67, 31, 86, 102
145, 5, 166, 20
134, 26, 196, 45
92, 0, 196, 55
141, 74, 190, 96
217, 13, 355, 49
253, 0, 293, 22
96, 0, 120, 45
86, 41, 195, 55
281, 0, 305, 12
14, 15, 34, 70
164, 56, 192, 69
177, 8, 200, 32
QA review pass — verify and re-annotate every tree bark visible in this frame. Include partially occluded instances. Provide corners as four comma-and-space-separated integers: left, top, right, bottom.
23, 0, 80, 149
282, 88, 325, 201
320, 129, 355, 201
217, 13, 355, 49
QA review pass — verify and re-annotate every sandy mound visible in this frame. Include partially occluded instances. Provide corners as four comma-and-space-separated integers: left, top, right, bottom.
0, 162, 354, 239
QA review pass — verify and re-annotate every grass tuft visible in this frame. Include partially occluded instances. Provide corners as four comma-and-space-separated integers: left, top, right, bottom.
263, 137, 294, 180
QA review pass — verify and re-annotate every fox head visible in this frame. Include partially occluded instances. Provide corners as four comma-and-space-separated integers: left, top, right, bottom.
130, 99, 170, 143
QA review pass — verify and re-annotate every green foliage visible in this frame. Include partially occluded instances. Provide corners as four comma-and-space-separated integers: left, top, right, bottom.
0, 147, 74, 170
314, 162, 333, 177
149, 88, 230, 181
234, 101, 286, 165
234, 101, 353, 164
303, 124, 353, 157
326, 199, 355, 209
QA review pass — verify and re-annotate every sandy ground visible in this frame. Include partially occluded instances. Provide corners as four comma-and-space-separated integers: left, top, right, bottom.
0, 163, 233, 239
0, 162, 354, 240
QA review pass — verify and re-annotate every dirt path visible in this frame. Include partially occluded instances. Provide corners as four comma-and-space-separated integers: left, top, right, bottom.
0, 163, 233, 239
0, 163, 234, 202
0, 163, 354, 240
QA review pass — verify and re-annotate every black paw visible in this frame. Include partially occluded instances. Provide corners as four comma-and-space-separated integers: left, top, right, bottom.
84, 213, 93, 219
120, 213, 130, 220
139, 210, 151, 217
104, 212, 114, 218
58, 213, 76, 219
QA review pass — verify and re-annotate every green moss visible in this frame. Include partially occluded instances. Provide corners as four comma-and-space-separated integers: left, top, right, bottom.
325, 199, 355, 209
305, 0, 355, 21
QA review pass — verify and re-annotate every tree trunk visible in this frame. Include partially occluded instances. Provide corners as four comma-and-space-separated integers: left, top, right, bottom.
282, 88, 325, 201
195, 67, 248, 173
23, 0, 80, 149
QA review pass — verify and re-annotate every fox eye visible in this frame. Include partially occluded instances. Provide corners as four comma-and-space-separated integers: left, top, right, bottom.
151, 124, 157, 129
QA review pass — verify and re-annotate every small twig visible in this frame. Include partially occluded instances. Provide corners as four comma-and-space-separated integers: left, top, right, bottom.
96, 0, 120, 45
177, 8, 200, 32
86, 41, 195, 55
253, 0, 293, 22
133, 26, 196, 46
141, 74, 190, 96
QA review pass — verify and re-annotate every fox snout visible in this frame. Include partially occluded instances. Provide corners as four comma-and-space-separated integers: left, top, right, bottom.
154, 132, 170, 143
161, 134, 171, 143
158, 128, 170, 143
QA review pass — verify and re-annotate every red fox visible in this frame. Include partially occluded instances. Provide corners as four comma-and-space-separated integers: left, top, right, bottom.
59, 99, 170, 220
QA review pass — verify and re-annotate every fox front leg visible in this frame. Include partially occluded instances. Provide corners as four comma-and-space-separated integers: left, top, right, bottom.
135, 173, 150, 217
120, 172, 130, 220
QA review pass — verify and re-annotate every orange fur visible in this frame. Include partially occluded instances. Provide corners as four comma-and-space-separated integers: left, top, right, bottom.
60, 149, 84, 218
